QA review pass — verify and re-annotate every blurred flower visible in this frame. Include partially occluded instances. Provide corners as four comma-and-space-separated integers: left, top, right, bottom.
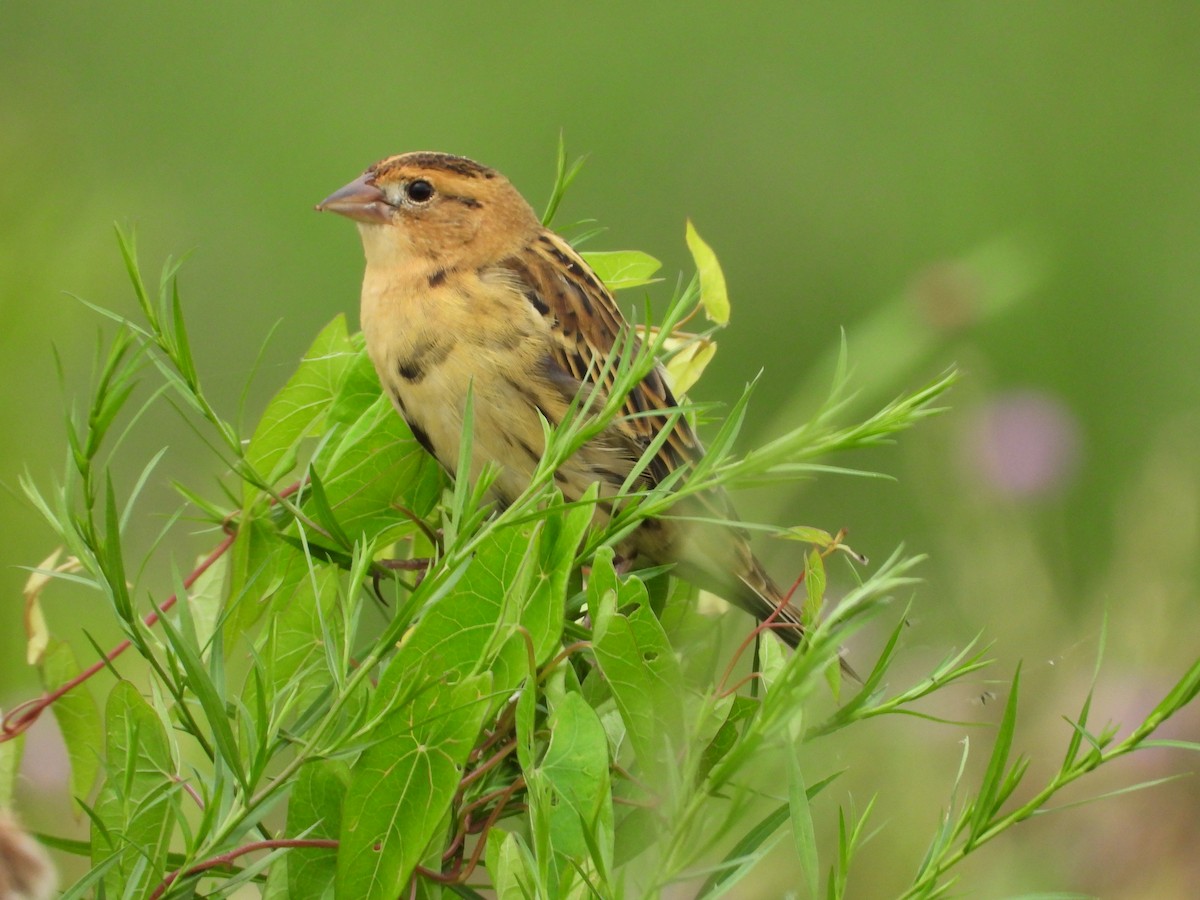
962, 389, 1082, 497
13, 714, 69, 795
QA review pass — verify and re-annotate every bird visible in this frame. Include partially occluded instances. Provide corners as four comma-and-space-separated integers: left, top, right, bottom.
317, 151, 807, 649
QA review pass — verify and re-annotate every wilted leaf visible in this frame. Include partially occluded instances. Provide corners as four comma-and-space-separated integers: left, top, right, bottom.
23, 548, 81, 665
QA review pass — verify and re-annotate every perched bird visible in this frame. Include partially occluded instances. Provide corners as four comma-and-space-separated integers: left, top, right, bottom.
317, 152, 806, 647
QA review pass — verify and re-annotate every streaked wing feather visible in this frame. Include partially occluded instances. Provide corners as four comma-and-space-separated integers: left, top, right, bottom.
501, 231, 808, 647
511, 231, 703, 480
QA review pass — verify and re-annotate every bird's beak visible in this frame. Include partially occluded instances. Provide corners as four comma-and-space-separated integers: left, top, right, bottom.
315, 173, 393, 224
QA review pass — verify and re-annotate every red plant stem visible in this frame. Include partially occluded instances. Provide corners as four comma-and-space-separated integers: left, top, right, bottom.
149, 838, 338, 899
415, 776, 524, 885
458, 740, 517, 792
2, 481, 305, 743
538, 640, 592, 682
717, 569, 805, 696
2, 531, 236, 741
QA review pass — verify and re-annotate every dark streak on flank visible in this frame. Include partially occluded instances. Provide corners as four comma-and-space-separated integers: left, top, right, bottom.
398, 360, 424, 382
428, 268, 450, 287
398, 340, 453, 382
514, 434, 542, 466
408, 419, 437, 458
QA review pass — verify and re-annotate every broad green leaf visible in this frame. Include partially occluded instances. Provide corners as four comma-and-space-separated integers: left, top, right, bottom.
156, 584, 247, 791
685, 220, 730, 325
580, 250, 662, 291
370, 524, 535, 720
780, 525, 837, 546
225, 518, 314, 639
188, 550, 227, 660
697, 695, 757, 784
537, 692, 613, 867
337, 673, 491, 898
326, 338, 382, 426
590, 553, 684, 788
522, 487, 595, 660
308, 393, 443, 546
91, 681, 175, 897
486, 830, 539, 900
287, 759, 350, 898
245, 315, 356, 489
39, 639, 102, 807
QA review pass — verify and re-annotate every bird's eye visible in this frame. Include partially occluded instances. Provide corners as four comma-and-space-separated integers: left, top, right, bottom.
405, 179, 435, 203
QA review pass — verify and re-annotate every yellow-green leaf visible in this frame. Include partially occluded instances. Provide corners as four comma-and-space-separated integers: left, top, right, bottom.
663, 338, 717, 396
580, 250, 662, 291
685, 220, 730, 325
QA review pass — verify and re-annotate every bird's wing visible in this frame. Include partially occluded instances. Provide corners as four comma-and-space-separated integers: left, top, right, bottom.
500, 229, 703, 484
500, 230, 808, 648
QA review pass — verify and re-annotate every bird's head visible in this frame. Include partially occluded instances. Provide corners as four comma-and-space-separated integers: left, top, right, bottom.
317, 152, 540, 269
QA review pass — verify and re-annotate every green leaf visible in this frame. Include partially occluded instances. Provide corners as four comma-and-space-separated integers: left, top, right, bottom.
309, 393, 443, 546
486, 830, 539, 900
39, 639, 103, 808
155, 593, 248, 791
697, 803, 790, 899
590, 553, 685, 788
579, 250, 663, 291
685, 220, 730, 325
372, 518, 547, 724
245, 315, 356, 488
288, 759, 350, 898
804, 547, 826, 623
522, 487, 595, 661
254, 563, 342, 726
325, 337, 379, 426
91, 681, 175, 897
537, 692, 613, 869
337, 673, 492, 899
788, 755, 820, 899
969, 664, 1021, 842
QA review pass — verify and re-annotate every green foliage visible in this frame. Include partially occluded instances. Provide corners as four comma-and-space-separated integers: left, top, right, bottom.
6, 205, 1198, 900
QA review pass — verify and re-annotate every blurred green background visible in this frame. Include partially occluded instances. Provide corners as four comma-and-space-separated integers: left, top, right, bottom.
3, 4, 1198, 897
